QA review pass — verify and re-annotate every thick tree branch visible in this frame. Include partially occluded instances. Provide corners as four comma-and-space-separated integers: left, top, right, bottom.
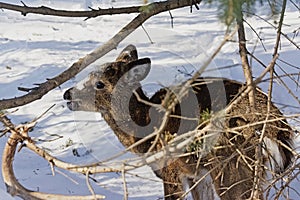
0, 0, 201, 110
0, 1, 141, 18
0, 1, 200, 19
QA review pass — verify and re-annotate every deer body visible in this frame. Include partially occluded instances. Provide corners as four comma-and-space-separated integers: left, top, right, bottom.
64, 45, 293, 200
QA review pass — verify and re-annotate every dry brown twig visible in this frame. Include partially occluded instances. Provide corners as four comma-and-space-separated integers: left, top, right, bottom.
0, 114, 105, 200
122, 165, 129, 200
85, 169, 97, 199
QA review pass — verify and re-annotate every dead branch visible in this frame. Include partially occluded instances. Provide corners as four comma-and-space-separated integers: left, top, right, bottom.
0, 115, 105, 200
85, 170, 97, 199
0, 0, 201, 19
0, 1, 158, 19
122, 166, 128, 200
0, 0, 201, 110
55, 169, 79, 185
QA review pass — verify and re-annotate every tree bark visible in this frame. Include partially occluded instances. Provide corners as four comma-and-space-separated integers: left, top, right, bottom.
236, 12, 256, 110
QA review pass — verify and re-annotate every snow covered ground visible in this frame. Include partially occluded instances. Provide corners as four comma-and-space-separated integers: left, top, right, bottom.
0, 0, 299, 199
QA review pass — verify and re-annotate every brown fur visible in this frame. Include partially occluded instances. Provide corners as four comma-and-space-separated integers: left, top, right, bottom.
64, 45, 293, 200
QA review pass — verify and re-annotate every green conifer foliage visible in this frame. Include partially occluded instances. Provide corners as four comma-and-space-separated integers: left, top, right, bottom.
205, 0, 281, 26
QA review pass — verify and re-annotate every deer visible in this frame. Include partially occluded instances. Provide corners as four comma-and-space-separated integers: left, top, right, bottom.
63, 45, 294, 200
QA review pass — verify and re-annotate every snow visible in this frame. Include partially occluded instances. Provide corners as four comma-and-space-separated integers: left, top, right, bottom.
0, 0, 299, 199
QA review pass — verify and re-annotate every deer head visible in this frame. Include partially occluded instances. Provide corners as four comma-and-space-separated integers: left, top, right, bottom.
64, 45, 167, 141
64, 45, 151, 115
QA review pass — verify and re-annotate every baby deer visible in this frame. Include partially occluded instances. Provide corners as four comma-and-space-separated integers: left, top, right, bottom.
64, 45, 293, 200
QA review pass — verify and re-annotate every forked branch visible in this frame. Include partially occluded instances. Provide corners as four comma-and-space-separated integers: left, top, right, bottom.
0, 115, 105, 200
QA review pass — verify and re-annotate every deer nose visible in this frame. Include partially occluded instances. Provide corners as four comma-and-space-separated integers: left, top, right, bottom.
63, 88, 73, 100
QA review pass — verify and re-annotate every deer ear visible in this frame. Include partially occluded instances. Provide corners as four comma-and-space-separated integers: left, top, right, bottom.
124, 58, 151, 83
116, 44, 138, 63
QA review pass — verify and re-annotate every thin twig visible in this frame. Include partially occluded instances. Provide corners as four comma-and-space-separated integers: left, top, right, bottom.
122, 165, 128, 200
243, 19, 267, 52
56, 169, 79, 185
141, 25, 154, 44
85, 170, 97, 200
168, 10, 174, 28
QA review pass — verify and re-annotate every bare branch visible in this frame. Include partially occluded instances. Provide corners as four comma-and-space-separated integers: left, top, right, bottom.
55, 169, 79, 185
0, 1, 201, 19
122, 166, 129, 200
85, 170, 97, 199
237, 11, 256, 110
0, 115, 105, 200
0, 2, 139, 18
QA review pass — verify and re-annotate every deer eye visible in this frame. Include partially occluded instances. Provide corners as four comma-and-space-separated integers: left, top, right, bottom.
95, 81, 105, 90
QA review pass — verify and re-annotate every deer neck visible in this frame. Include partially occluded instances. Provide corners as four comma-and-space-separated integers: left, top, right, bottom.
109, 84, 150, 122
101, 86, 153, 153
